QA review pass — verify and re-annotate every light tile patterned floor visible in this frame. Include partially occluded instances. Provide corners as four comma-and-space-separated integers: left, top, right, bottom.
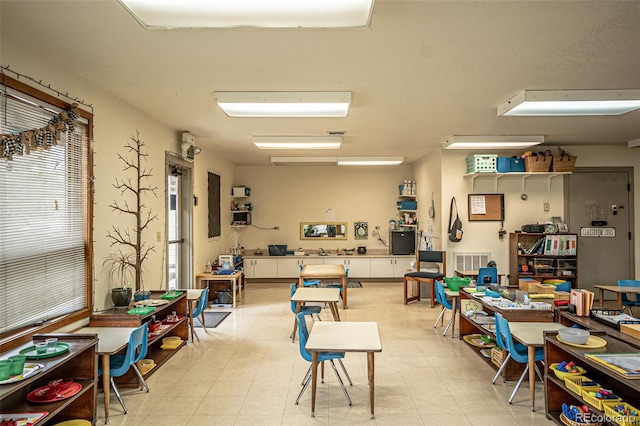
98, 282, 556, 425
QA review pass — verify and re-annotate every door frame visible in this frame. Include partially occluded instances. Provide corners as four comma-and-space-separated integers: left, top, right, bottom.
165, 152, 194, 289
563, 166, 635, 280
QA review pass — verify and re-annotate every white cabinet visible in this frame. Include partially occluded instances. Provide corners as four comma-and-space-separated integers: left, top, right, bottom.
244, 258, 278, 279
323, 257, 371, 278
277, 257, 324, 278
370, 257, 413, 278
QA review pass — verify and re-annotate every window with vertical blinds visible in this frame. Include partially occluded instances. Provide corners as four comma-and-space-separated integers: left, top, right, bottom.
0, 83, 91, 335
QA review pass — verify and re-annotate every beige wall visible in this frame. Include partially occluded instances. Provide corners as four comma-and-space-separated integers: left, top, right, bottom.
234, 165, 412, 253
2, 34, 236, 310
4, 32, 639, 307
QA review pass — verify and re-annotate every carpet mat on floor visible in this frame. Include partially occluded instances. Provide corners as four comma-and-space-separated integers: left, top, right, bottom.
194, 311, 231, 328
321, 282, 362, 288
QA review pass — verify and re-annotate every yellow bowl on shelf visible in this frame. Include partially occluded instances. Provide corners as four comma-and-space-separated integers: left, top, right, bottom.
161, 336, 182, 350
550, 363, 586, 379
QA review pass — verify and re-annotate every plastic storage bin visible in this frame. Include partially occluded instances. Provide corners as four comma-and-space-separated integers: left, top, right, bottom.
397, 200, 417, 210
466, 154, 497, 173
496, 157, 525, 173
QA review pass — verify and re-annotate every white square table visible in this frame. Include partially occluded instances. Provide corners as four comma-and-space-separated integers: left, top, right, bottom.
74, 326, 137, 424
508, 322, 565, 411
305, 321, 382, 419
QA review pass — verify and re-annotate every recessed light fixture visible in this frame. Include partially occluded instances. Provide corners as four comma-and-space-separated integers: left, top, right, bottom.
270, 156, 403, 166
337, 157, 404, 166
443, 135, 544, 150
271, 156, 338, 166
498, 89, 640, 116
118, 0, 375, 29
254, 136, 342, 150
215, 92, 351, 118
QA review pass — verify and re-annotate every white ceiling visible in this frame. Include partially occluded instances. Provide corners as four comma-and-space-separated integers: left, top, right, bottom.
2, 0, 639, 165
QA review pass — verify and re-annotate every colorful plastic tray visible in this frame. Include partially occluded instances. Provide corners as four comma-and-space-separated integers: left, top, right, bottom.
0, 412, 48, 425
0, 363, 44, 384
556, 335, 607, 349
27, 381, 82, 403
127, 306, 156, 315
160, 291, 183, 300
19, 343, 70, 360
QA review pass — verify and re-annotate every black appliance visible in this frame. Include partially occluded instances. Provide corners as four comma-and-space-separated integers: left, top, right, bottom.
390, 230, 416, 255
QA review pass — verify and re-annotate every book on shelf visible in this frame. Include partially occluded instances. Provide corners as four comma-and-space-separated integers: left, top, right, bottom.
585, 353, 640, 379
570, 288, 594, 316
543, 234, 577, 256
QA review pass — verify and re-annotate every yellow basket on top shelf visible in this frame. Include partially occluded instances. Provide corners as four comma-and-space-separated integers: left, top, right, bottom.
552, 155, 577, 172
523, 155, 552, 172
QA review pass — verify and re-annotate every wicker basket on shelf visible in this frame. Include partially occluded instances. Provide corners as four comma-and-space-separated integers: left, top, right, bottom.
552, 155, 577, 172
523, 155, 552, 172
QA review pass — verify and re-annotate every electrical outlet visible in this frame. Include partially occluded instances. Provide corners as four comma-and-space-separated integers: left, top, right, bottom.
543, 202, 550, 212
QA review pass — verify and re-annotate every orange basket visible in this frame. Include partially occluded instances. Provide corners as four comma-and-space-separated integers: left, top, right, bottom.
524, 156, 552, 172
552, 155, 577, 172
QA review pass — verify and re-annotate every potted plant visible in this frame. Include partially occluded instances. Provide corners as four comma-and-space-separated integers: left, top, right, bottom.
103, 250, 135, 307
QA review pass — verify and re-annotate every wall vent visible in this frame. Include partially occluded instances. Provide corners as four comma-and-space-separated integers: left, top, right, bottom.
454, 252, 490, 272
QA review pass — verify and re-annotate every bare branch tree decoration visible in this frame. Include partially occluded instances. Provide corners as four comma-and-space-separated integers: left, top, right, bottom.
105, 131, 158, 292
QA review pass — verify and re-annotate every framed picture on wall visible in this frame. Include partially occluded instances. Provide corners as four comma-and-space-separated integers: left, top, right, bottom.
354, 221, 368, 240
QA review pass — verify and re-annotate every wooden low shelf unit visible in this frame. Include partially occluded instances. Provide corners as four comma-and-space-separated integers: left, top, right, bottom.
88, 290, 189, 387
0, 333, 98, 425
459, 288, 553, 381
544, 330, 640, 425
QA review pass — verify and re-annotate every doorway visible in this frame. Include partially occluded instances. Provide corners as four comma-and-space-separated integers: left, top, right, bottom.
565, 168, 634, 297
165, 154, 194, 289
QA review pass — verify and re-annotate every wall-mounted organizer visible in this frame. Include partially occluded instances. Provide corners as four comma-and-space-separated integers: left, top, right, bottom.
231, 186, 252, 227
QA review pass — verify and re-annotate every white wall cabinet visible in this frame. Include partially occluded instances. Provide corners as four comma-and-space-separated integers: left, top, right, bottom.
370, 257, 413, 278
244, 258, 278, 279
322, 257, 371, 278
277, 257, 324, 278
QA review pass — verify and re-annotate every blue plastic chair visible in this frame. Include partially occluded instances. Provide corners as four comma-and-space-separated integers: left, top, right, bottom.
97, 323, 149, 414
618, 280, 640, 315
294, 311, 352, 406
494, 313, 544, 406
491, 312, 526, 384
290, 284, 322, 343
434, 280, 458, 337
191, 287, 209, 342
477, 267, 498, 285
299, 264, 321, 287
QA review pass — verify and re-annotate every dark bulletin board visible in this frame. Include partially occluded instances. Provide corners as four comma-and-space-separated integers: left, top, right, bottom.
468, 194, 504, 221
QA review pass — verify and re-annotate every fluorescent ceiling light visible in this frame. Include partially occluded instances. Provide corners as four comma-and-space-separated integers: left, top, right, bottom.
254, 136, 342, 150
498, 89, 640, 116
629, 138, 640, 148
443, 135, 544, 150
215, 92, 351, 117
337, 157, 404, 166
118, 0, 374, 29
271, 156, 338, 166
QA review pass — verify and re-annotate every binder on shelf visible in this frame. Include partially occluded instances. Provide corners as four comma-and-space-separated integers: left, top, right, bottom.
570, 288, 594, 316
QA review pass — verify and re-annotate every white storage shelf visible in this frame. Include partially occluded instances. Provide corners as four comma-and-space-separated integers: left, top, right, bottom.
464, 171, 572, 192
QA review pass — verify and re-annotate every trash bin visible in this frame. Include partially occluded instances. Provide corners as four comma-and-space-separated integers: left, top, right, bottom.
216, 290, 233, 304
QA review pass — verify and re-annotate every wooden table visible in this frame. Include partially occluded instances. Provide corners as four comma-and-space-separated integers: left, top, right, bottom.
75, 326, 137, 424
508, 322, 565, 411
594, 284, 640, 310
196, 270, 244, 308
299, 264, 348, 309
305, 321, 382, 419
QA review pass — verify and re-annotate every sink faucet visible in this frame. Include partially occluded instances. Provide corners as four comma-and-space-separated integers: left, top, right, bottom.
318, 248, 326, 255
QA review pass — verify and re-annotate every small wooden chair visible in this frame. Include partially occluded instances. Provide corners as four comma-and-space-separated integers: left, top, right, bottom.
403, 250, 446, 307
